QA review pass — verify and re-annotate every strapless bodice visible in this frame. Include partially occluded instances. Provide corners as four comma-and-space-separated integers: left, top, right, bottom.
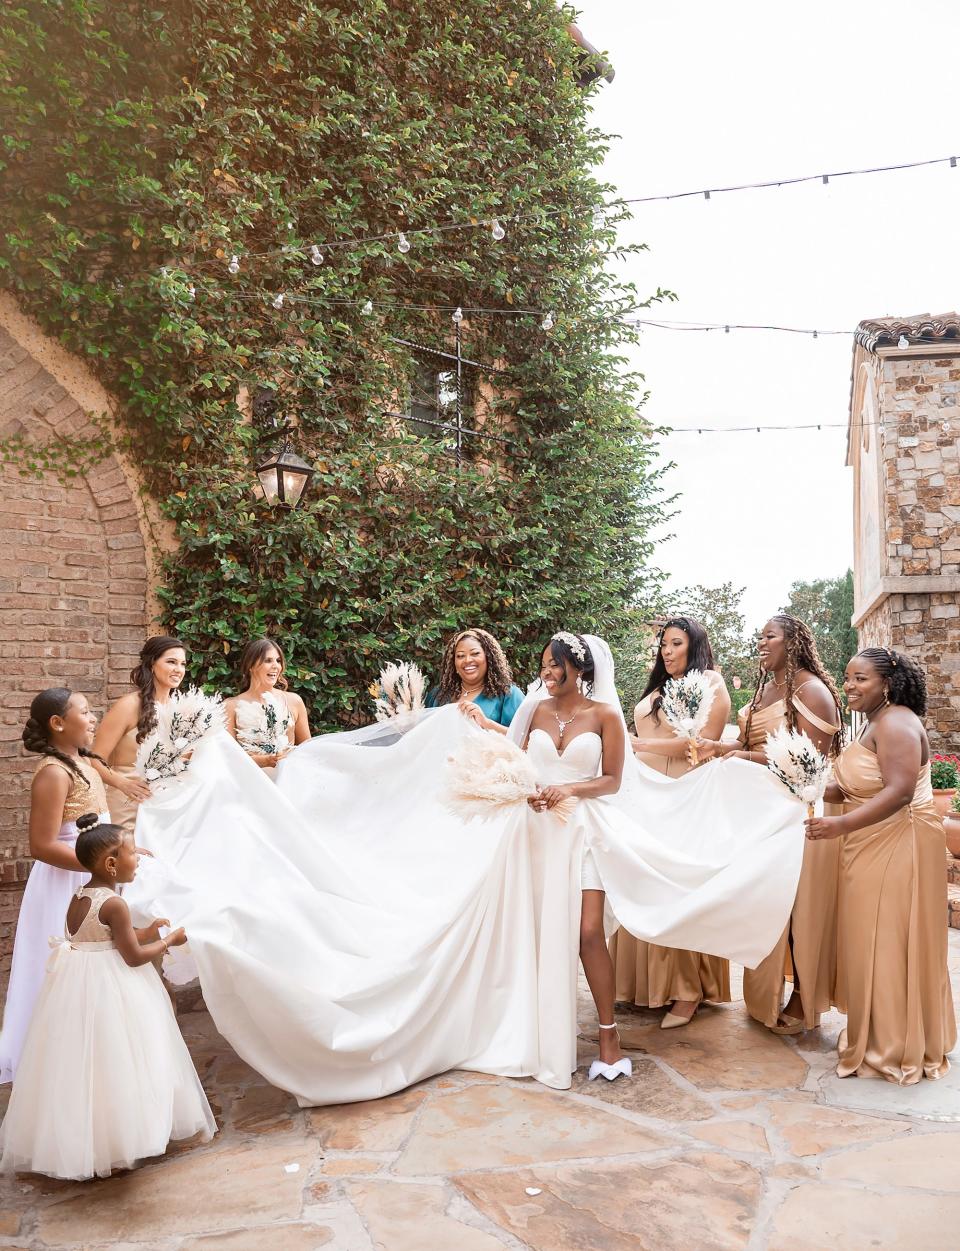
527, 729, 602, 783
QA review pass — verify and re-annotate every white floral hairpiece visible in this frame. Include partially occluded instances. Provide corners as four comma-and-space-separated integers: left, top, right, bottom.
551, 631, 587, 662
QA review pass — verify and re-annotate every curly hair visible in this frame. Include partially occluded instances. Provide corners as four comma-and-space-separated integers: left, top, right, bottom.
75, 812, 124, 872
640, 616, 716, 725
856, 647, 927, 717
239, 637, 288, 691
22, 688, 105, 787
131, 636, 186, 743
540, 632, 596, 697
435, 628, 514, 706
742, 614, 844, 756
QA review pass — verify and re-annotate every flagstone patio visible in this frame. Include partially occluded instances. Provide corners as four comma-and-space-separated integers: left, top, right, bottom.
2, 934, 959, 1251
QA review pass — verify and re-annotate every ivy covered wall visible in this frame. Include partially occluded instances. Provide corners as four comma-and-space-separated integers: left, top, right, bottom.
0, 0, 670, 725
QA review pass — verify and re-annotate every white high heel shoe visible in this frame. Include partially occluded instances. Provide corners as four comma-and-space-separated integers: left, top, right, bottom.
587, 1023, 633, 1082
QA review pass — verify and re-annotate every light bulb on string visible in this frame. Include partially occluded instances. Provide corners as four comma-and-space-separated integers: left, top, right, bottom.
491, 219, 506, 241
309, 245, 323, 266
361, 299, 374, 316
452, 306, 464, 324
272, 293, 285, 310
541, 310, 555, 331
397, 232, 411, 254
228, 254, 240, 274
898, 334, 910, 349
188, 284, 196, 301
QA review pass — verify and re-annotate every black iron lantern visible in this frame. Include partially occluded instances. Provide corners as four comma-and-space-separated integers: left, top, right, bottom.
256, 439, 315, 509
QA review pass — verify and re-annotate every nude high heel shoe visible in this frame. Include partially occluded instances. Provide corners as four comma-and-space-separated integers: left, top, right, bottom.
587, 1022, 633, 1081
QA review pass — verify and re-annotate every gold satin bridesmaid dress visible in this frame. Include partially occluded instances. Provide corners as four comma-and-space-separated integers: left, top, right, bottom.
833, 742, 956, 1083
740, 691, 841, 1031
610, 692, 731, 1010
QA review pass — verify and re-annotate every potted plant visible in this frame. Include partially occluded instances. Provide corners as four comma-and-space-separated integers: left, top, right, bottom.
931, 754, 960, 819
945, 791, 960, 860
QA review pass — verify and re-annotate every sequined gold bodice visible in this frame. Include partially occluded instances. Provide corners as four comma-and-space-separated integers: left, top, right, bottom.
34, 755, 108, 823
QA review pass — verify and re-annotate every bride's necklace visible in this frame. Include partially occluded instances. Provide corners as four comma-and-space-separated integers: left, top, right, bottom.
554, 705, 581, 743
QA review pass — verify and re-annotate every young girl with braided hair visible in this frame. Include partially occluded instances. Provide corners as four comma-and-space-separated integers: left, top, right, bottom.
0, 814, 215, 1178
0, 689, 115, 1083
805, 648, 956, 1082
696, 614, 844, 1035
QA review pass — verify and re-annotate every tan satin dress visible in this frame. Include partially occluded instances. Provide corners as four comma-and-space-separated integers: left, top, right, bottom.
610, 692, 731, 1007
104, 724, 140, 835
833, 743, 956, 1083
740, 691, 841, 1029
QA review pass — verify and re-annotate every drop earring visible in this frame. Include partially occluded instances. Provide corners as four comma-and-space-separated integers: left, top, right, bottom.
576, 675, 584, 695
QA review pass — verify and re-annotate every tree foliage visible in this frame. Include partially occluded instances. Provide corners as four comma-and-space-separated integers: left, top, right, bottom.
779, 569, 857, 691
0, 0, 672, 724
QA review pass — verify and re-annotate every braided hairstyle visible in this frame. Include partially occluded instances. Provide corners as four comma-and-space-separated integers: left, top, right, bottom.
640, 615, 716, 725
742, 614, 844, 756
22, 688, 105, 787
856, 647, 927, 716
541, 632, 596, 697
435, 628, 515, 706
239, 637, 288, 691
131, 636, 186, 743
75, 812, 125, 872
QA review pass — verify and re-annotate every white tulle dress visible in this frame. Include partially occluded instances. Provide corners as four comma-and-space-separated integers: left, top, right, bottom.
120, 637, 808, 1105
0, 886, 215, 1180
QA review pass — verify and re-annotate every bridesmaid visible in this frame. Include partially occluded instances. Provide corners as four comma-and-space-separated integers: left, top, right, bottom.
611, 616, 732, 1027
224, 637, 311, 770
807, 648, 956, 1083
697, 615, 843, 1034
426, 628, 524, 734
0, 688, 110, 1082
93, 636, 186, 834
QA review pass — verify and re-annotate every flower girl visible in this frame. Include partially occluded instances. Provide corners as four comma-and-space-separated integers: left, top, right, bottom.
0, 814, 215, 1180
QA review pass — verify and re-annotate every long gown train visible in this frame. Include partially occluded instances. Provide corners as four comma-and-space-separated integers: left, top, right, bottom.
123, 705, 808, 1106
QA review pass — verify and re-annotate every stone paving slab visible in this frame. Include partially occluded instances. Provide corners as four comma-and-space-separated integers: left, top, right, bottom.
0, 931, 958, 1251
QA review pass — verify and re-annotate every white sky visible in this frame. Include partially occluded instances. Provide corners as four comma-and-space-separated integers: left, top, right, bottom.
576, 0, 960, 627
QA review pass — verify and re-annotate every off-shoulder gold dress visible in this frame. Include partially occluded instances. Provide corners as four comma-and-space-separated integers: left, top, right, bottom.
833, 742, 956, 1083
740, 691, 841, 1030
610, 691, 731, 1008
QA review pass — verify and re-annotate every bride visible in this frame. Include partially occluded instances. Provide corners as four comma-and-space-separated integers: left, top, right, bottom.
125, 632, 806, 1105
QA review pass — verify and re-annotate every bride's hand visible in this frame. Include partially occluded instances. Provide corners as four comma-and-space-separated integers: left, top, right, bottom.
538, 783, 575, 811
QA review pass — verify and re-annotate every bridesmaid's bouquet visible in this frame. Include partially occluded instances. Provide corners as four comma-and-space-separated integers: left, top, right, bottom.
369, 661, 427, 723
660, 669, 716, 764
764, 726, 830, 816
445, 729, 577, 823
136, 687, 224, 788
236, 695, 293, 757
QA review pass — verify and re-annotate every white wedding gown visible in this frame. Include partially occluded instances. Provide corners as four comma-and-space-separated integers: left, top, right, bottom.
125, 662, 807, 1106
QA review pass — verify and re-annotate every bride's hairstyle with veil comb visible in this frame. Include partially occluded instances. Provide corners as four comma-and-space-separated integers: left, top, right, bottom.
542, 632, 595, 697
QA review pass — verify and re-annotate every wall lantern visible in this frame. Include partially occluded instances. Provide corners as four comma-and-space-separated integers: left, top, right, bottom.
256, 438, 316, 509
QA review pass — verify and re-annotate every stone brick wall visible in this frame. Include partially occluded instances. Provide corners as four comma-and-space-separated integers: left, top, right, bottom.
850, 333, 960, 755
0, 319, 152, 989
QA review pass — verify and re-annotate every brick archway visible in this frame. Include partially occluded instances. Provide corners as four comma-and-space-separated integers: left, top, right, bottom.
0, 298, 160, 983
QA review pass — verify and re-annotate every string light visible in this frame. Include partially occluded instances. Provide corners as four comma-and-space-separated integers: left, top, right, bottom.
187, 284, 196, 301
452, 305, 464, 323
898, 334, 910, 349
178, 153, 957, 270
272, 293, 285, 309
541, 310, 555, 331
397, 232, 411, 254
309, 245, 323, 266
361, 299, 374, 315
228, 254, 240, 274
